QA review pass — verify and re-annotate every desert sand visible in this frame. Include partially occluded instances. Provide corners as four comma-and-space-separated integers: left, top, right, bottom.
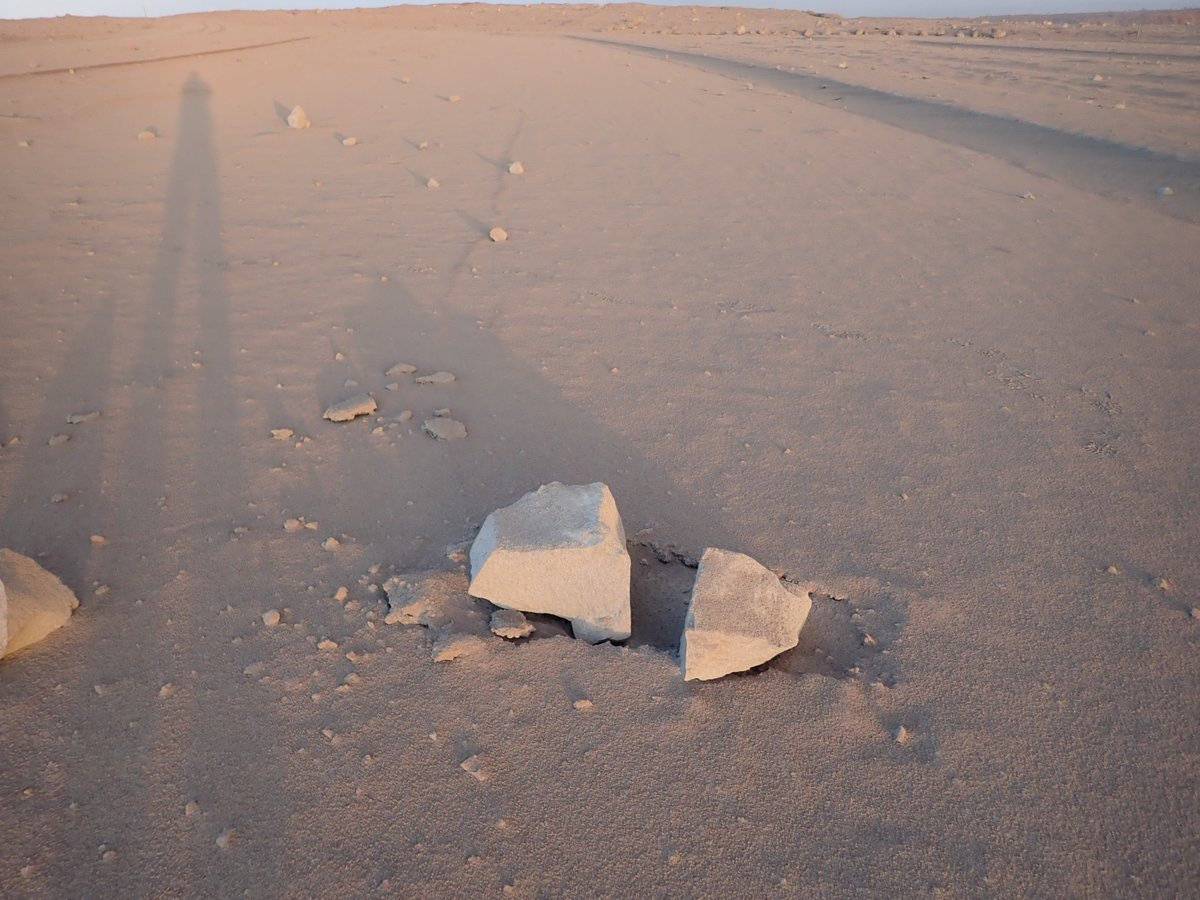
1, 4, 1198, 896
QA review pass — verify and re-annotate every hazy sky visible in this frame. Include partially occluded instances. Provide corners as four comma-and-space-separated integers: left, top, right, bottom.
1, 0, 1195, 22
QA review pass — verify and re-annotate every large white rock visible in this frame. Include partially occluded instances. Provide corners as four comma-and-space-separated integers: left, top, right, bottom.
0, 549, 79, 658
468, 482, 630, 642
680, 548, 812, 681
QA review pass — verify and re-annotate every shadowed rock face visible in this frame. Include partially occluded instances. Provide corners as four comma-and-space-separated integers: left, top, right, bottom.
0, 549, 79, 658
468, 482, 631, 642
681, 548, 812, 681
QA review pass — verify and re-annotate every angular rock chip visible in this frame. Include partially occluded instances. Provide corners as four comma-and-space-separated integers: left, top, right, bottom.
489, 608, 533, 639
422, 417, 466, 441
468, 482, 631, 642
1, 549, 80, 658
385, 362, 417, 377
488, 227, 508, 243
415, 371, 455, 385
287, 105, 310, 129
680, 548, 812, 681
323, 393, 377, 422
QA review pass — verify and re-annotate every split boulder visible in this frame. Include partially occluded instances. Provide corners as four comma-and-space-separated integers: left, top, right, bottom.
1, 549, 79, 659
468, 482, 630, 642
680, 548, 812, 681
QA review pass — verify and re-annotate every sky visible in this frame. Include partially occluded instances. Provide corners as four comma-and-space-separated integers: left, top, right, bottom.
1, 0, 1195, 23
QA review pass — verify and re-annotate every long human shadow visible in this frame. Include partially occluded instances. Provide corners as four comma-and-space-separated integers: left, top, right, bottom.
573, 36, 1200, 223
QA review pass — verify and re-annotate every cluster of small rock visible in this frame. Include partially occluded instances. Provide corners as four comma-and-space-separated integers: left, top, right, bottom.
461, 482, 812, 680
321, 361, 467, 440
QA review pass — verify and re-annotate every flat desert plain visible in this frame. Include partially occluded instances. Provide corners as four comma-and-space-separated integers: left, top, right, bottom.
1, 4, 1198, 896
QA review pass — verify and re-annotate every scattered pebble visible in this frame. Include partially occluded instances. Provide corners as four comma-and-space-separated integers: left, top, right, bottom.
415, 371, 455, 385
270, 428, 294, 440
837, 61, 848, 69
66, 411, 99, 424
158, 683, 175, 699
323, 394, 377, 422
137, 129, 157, 141
1105, 564, 1121, 575
1092, 74, 1104, 82
284, 518, 303, 533
184, 800, 200, 817
489, 226, 508, 243
508, 160, 525, 175
334, 586, 349, 603
341, 136, 358, 147
386, 362, 417, 377
48, 433, 70, 447
215, 829, 235, 850
51, 493, 68, 504
490, 608, 534, 639
573, 699, 594, 712
322, 537, 341, 552
447, 95, 462, 103
426, 177, 440, 190
1154, 576, 1173, 591
894, 725, 912, 745
459, 754, 489, 781
90, 534, 107, 546
317, 638, 338, 651
261, 609, 281, 627
101, 848, 118, 863
422, 417, 467, 441
287, 106, 310, 129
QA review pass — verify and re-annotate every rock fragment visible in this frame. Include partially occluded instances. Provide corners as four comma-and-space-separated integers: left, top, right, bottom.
426, 177, 440, 190
415, 371, 455, 385
323, 393, 377, 422
48, 434, 69, 447
468, 482, 631, 642
137, 129, 157, 141
489, 227, 508, 243
385, 362, 417, 377
287, 106, 310, 129
679, 548, 812, 681
422, 417, 467, 441
341, 136, 358, 147
261, 609, 281, 627
459, 754, 488, 781
489, 608, 533, 639
507, 161, 525, 175
0, 549, 80, 658
66, 411, 99, 424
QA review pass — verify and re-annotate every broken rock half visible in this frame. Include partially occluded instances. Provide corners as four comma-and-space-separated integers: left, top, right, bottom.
680, 548, 812, 681
468, 482, 630, 642
1, 549, 80, 658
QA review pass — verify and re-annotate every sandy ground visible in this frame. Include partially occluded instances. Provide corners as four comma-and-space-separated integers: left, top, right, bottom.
1, 5, 1198, 897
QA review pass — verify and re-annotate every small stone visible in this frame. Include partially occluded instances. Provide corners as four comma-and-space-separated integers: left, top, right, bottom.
90, 534, 107, 545
680, 548, 812, 681
66, 411, 99, 424
261, 609, 281, 627
101, 849, 118, 862
215, 829, 235, 849
1021, 192, 1037, 201
323, 393, 377, 422
287, 106, 310, 129
283, 518, 303, 533
51, 493, 68, 504
1092, 74, 1104, 82
434, 408, 451, 417
48, 434, 70, 446
488, 227, 508, 243
837, 61, 848, 69
1157, 186, 1174, 197
572, 699, 594, 712
242, 662, 265, 677
397, 410, 413, 423
322, 537, 341, 552
422, 417, 467, 441
137, 129, 156, 141
431, 633, 485, 662
448, 95, 462, 103
317, 638, 338, 651
341, 136, 358, 147
385, 382, 400, 392
184, 800, 200, 816
386, 362, 417, 377
1105, 564, 1121, 575
507, 160, 525, 175
158, 683, 175, 699
489, 608, 533, 639
334, 586, 349, 603
459, 754, 489, 781
1189, 607, 1200, 620
894, 725, 912, 745
270, 428, 294, 440
415, 371, 455, 384
426, 177, 440, 189
1154, 576, 1173, 591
